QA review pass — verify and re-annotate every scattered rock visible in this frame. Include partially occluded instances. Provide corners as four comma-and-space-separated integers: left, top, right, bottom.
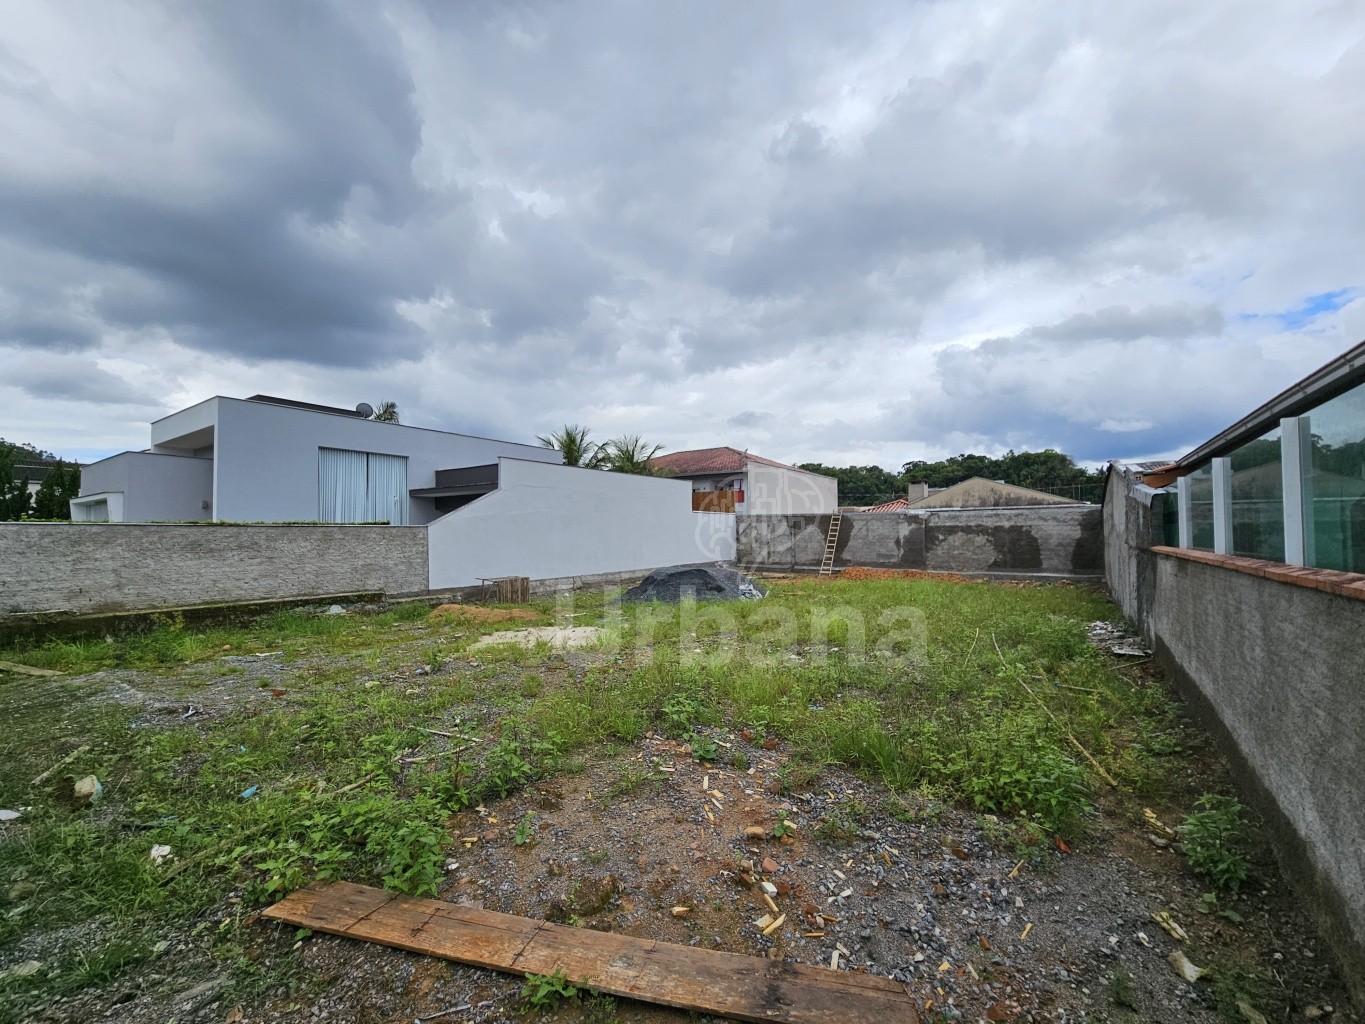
325, 604, 347, 615
150, 844, 173, 865
1168, 950, 1205, 983
73, 775, 102, 804
0, 809, 20, 822
744, 825, 767, 840
1237, 998, 1269, 1024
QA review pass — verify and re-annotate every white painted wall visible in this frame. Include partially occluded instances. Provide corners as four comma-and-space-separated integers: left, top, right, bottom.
745, 463, 837, 514
132, 397, 560, 524
428, 457, 737, 588
76, 451, 213, 521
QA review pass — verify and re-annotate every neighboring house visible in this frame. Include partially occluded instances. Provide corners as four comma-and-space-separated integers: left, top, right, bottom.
646, 446, 838, 514
853, 477, 1085, 512
68, 394, 738, 588
73, 394, 564, 524
12, 464, 51, 496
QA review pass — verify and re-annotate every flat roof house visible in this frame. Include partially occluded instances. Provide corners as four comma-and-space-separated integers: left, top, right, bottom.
72, 395, 562, 524
69, 396, 737, 590
646, 446, 838, 515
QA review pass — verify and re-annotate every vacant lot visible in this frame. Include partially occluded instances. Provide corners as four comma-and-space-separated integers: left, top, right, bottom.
0, 577, 1351, 1024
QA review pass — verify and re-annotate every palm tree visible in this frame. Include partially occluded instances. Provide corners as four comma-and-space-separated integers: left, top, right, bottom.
536, 424, 606, 468
371, 400, 400, 424
603, 434, 665, 474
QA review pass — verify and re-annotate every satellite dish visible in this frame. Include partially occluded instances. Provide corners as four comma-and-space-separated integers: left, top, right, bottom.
355, 402, 374, 418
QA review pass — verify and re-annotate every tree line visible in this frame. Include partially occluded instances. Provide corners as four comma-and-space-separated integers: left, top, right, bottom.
0, 438, 81, 521
801, 448, 1106, 505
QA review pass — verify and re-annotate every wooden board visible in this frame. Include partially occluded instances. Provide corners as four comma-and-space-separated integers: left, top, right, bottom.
262, 882, 919, 1024
0, 660, 63, 677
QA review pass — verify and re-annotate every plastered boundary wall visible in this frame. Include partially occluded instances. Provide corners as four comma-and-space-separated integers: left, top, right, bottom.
0, 523, 429, 614
1103, 466, 1365, 1005
427, 457, 737, 589
737, 506, 1104, 577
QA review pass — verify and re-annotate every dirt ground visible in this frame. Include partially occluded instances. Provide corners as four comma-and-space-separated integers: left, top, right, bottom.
2, 592, 1356, 1024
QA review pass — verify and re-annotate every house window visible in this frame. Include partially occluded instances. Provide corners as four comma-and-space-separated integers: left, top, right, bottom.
318, 448, 409, 525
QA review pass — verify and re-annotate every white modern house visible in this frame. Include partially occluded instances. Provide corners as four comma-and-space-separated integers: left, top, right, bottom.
73, 395, 564, 525
72, 395, 736, 588
645, 446, 838, 514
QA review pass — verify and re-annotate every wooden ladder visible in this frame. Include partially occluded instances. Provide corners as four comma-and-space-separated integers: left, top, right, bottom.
819, 512, 843, 575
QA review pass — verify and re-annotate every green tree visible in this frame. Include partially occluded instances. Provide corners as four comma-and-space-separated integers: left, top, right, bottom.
32, 462, 81, 519
900, 448, 1103, 499
798, 463, 905, 505
0, 444, 33, 521
536, 424, 606, 468
602, 435, 665, 474
371, 400, 400, 423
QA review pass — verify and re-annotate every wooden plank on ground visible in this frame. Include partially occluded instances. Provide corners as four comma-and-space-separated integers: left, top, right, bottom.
0, 660, 63, 677
262, 881, 919, 1024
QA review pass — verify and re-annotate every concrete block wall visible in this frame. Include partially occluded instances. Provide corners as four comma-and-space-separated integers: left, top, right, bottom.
0, 523, 429, 614
1103, 465, 1365, 1005
738, 506, 1104, 577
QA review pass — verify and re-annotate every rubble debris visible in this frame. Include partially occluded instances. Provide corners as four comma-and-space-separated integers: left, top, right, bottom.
1152, 910, 1189, 941
1168, 950, 1205, 982
1086, 621, 1152, 657
150, 844, 173, 865
73, 775, 103, 804
619, 566, 766, 604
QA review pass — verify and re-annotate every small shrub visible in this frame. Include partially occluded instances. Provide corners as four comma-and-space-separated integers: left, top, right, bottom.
520, 967, 578, 1010
661, 693, 700, 738
1179, 795, 1249, 891
1108, 967, 1137, 1009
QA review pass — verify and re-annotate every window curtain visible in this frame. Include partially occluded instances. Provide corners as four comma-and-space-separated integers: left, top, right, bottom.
318, 448, 367, 523
365, 453, 409, 525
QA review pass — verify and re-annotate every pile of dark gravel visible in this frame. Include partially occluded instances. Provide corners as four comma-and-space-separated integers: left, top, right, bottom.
619, 565, 766, 603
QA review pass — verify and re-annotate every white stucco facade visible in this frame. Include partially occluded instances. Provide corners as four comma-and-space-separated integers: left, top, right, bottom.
428, 457, 737, 589
78, 396, 560, 523
744, 461, 838, 514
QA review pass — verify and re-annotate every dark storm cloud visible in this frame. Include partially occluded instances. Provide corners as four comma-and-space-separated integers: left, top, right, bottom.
0, 2, 442, 365
2, 1, 1362, 467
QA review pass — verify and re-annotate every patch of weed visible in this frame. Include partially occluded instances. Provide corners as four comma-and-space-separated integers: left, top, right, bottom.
1179, 795, 1249, 892
519, 967, 578, 1011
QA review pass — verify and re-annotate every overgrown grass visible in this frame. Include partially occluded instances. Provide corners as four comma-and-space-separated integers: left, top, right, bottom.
0, 578, 1190, 1020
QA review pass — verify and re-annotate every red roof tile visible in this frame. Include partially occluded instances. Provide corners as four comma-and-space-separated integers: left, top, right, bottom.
860, 497, 908, 512
646, 446, 812, 476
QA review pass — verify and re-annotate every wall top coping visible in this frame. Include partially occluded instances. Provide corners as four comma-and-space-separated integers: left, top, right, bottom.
1149, 545, 1365, 602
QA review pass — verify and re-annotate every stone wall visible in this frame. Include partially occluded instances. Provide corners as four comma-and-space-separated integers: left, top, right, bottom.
1103, 465, 1365, 1005
738, 506, 1104, 577
0, 523, 429, 614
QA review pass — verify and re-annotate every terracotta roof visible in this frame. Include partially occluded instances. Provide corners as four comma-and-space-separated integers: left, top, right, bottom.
860, 497, 908, 512
646, 446, 813, 476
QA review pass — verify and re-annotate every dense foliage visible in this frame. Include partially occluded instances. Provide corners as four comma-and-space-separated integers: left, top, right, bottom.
0, 438, 81, 521
801, 448, 1105, 505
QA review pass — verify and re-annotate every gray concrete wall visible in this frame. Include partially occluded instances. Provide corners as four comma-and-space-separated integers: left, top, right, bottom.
1103, 465, 1365, 1005
0, 523, 428, 614
428, 457, 737, 589
738, 505, 1104, 576
77, 451, 213, 522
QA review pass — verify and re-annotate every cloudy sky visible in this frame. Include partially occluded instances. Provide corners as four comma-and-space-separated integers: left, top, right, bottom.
2, 1, 1362, 470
